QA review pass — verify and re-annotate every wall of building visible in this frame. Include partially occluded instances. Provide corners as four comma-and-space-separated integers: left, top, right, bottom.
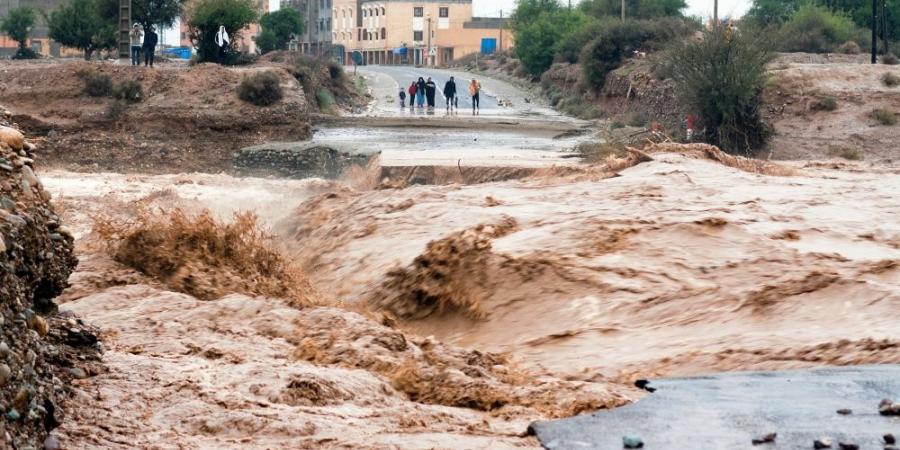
332, 0, 510, 67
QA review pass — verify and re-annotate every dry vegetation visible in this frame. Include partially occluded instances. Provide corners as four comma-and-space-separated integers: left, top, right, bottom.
93, 208, 316, 305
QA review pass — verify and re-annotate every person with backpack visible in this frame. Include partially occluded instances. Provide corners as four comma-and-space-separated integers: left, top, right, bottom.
469, 79, 481, 114
425, 77, 437, 109
142, 27, 158, 67
415, 77, 426, 108
443, 76, 458, 112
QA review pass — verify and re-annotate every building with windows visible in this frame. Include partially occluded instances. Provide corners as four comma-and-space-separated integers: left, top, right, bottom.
0, 0, 67, 57
284, 0, 333, 55
332, 0, 511, 67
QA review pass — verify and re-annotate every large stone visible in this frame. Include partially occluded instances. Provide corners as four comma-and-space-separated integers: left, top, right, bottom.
0, 126, 24, 151
235, 141, 379, 180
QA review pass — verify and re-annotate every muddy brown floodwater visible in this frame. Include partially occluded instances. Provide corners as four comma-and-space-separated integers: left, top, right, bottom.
38, 145, 900, 449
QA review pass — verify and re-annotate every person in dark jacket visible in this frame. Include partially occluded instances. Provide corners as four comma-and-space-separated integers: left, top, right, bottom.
424, 77, 437, 108
443, 76, 458, 112
407, 82, 417, 107
415, 77, 426, 108
399, 88, 407, 108
142, 27, 158, 67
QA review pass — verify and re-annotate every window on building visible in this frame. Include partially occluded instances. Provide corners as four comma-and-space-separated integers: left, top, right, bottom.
413, 7, 423, 17
413, 30, 423, 41
439, 7, 448, 18
358, 29, 362, 40
381, 7, 385, 15
381, 28, 386, 39
326, 18, 331, 30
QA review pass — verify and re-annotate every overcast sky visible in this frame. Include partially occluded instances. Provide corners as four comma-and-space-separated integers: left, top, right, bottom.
475, 0, 753, 19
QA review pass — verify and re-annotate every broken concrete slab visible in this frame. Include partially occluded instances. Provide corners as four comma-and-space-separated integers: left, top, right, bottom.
234, 141, 378, 180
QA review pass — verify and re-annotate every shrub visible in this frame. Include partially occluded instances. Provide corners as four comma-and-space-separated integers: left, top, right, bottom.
826, 145, 861, 160
626, 111, 649, 127
315, 88, 335, 114
326, 60, 345, 81
665, 24, 774, 155
105, 99, 127, 119
580, 17, 697, 90
837, 41, 860, 54
883, 53, 900, 65
872, 109, 897, 125
12, 47, 39, 59
882, 72, 900, 87
811, 96, 838, 111
779, 4, 862, 53
610, 120, 626, 129
78, 69, 113, 97
112, 79, 143, 103
514, 8, 588, 76
237, 71, 283, 106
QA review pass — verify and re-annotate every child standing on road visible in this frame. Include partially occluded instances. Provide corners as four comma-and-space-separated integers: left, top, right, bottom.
407, 82, 417, 107
399, 88, 407, 109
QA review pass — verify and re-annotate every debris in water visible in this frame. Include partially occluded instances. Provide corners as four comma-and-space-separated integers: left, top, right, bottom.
885, 433, 897, 445
879, 399, 900, 416
836, 408, 852, 415
634, 379, 656, 393
752, 432, 777, 445
838, 443, 859, 450
623, 434, 644, 448
814, 437, 833, 449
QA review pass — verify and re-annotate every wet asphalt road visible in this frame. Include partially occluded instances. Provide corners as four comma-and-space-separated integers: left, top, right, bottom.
530, 365, 900, 450
357, 65, 500, 111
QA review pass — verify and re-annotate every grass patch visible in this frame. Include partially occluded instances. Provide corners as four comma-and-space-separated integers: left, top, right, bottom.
237, 71, 284, 106
112, 80, 143, 103
811, 96, 838, 111
881, 72, 900, 87
871, 109, 897, 125
826, 145, 861, 160
882, 53, 899, 65
576, 141, 628, 163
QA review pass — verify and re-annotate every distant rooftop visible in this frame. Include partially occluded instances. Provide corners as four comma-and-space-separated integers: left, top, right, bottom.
463, 17, 510, 29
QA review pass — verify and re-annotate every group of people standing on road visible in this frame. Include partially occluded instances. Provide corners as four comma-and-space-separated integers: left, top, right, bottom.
400, 76, 482, 115
129, 23, 159, 67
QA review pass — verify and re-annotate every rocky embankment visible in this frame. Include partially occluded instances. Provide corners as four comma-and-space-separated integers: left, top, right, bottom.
235, 142, 376, 179
0, 110, 100, 449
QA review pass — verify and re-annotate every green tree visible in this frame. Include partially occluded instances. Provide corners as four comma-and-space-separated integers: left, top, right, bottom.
511, 0, 562, 26
133, 0, 185, 32
256, 8, 304, 54
664, 25, 775, 154
779, 3, 863, 52
187, 0, 258, 63
579, 0, 687, 19
744, 0, 801, 26
1, 7, 37, 58
746, 0, 899, 43
514, 8, 588, 76
46, 0, 118, 60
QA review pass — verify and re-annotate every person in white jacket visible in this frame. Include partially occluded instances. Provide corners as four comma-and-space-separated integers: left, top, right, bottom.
130, 24, 143, 66
215, 25, 229, 63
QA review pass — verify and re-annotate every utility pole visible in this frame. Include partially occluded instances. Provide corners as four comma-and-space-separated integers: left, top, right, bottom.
427, 15, 432, 67
499, 9, 503, 53
883, 0, 889, 55
872, 0, 878, 64
713, 0, 718, 26
621, 0, 625, 20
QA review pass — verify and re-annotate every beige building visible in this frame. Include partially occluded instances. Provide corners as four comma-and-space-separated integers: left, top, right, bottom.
331, 0, 511, 66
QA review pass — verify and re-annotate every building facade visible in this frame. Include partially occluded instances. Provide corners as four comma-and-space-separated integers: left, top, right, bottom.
284, 0, 333, 55
0, 0, 66, 57
332, 0, 511, 67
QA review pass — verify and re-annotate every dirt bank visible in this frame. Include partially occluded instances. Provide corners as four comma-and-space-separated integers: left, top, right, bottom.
0, 59, 369, 174
0, 113, 100, 449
